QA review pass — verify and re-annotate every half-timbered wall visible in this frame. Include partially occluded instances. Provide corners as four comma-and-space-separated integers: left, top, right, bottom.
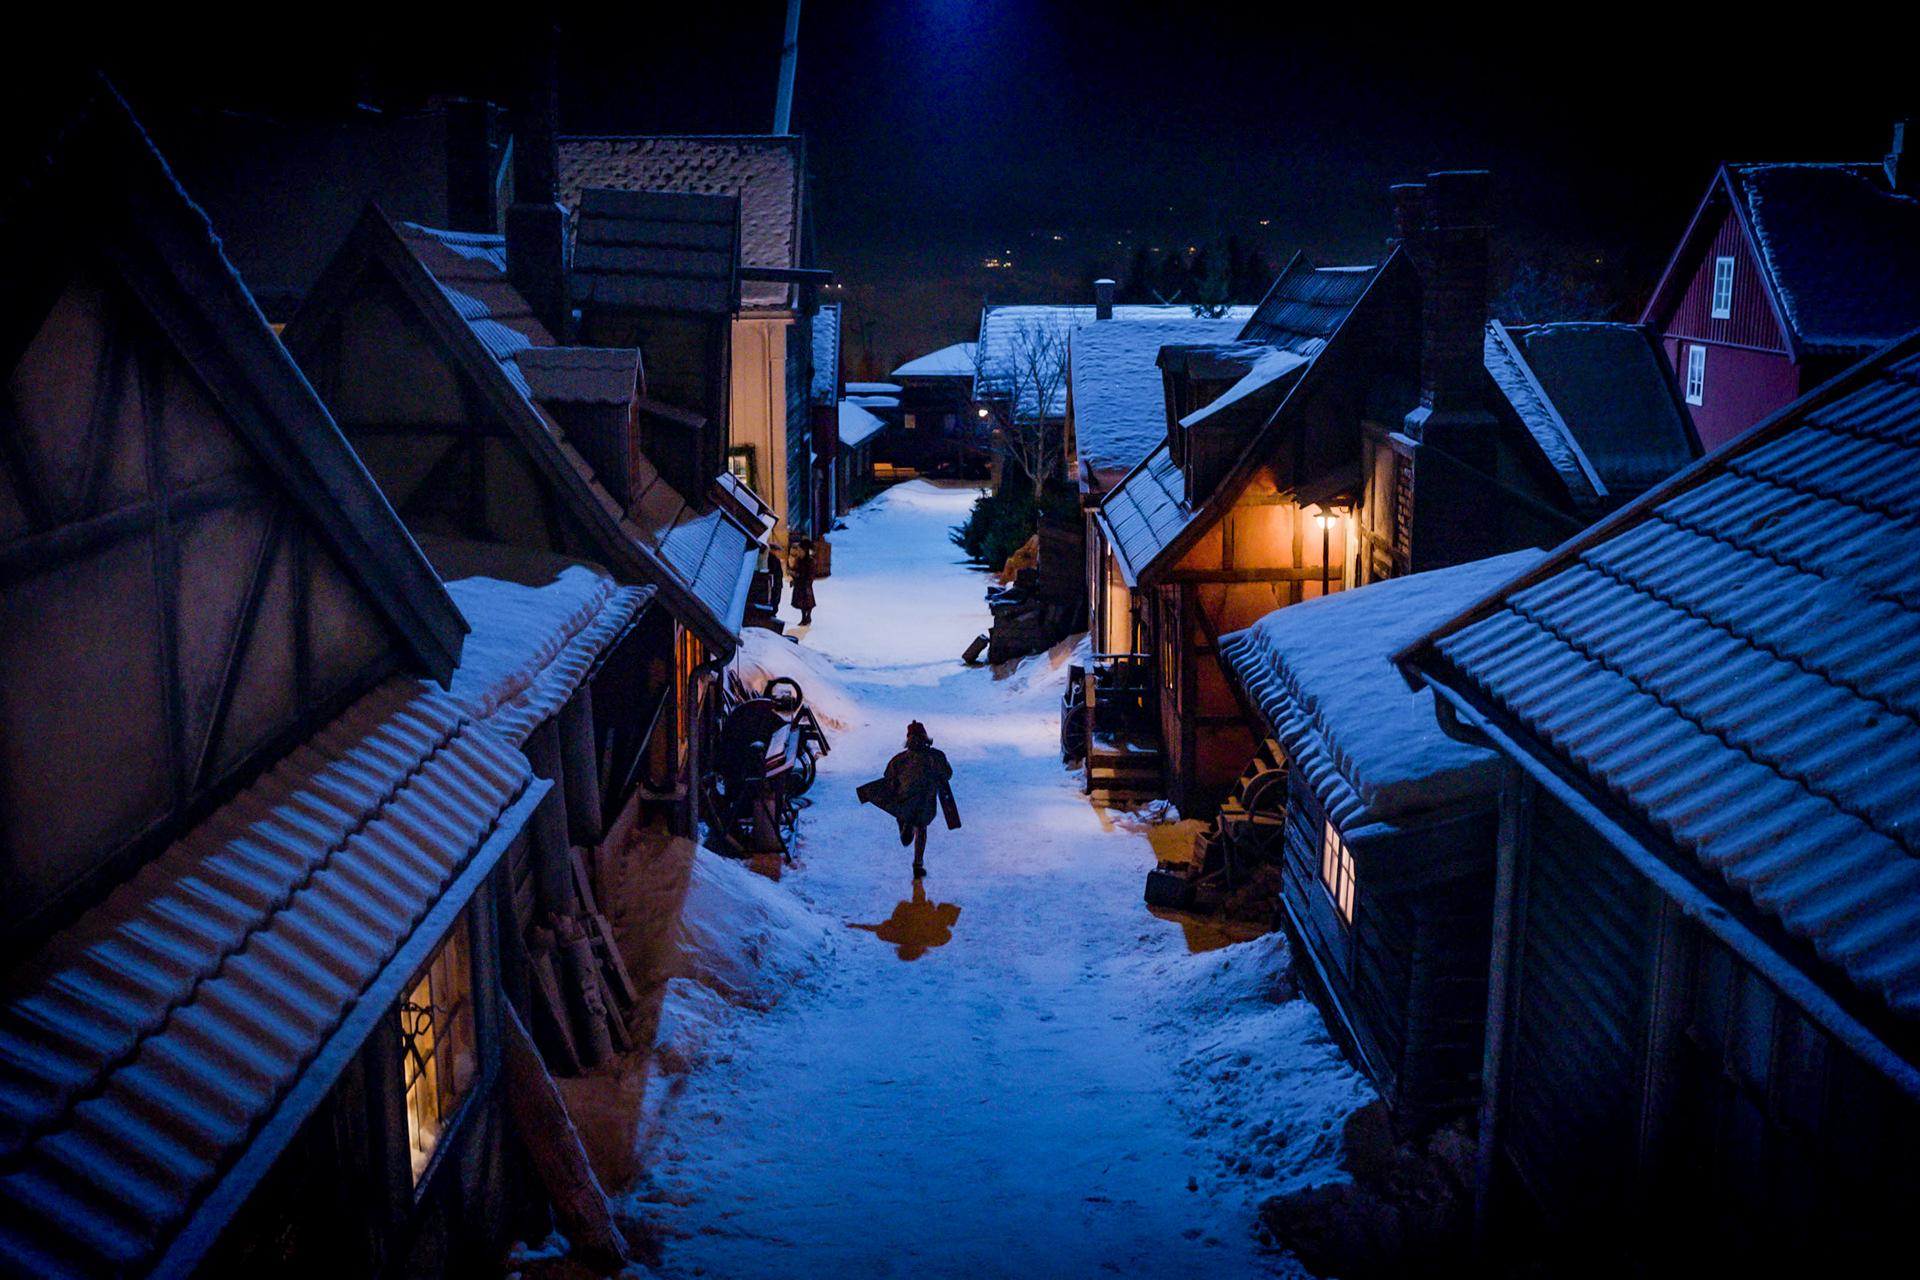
1, 267, 399, 936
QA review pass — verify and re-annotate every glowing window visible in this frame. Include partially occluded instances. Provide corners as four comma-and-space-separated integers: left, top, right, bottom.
1710, 256, 1735, 319
400, 914, 477, 1184
1320, 820, 1356, 925
1685, 345, 1707, 406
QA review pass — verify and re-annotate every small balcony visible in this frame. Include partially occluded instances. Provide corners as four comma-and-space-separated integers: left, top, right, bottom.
1061, 652, 1162, 805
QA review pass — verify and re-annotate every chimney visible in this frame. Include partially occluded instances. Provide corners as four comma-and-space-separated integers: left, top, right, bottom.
1093, 277, 1116, 320
1888, 120, 1915, 196
506, 38, 569, 341
443, 98, 500, 234
1402, 170, 1495, 464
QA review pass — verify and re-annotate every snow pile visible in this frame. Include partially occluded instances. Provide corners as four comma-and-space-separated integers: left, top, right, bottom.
674, 849, 835, 1011
1155, 933, 1374, 1201
1110, 798, 1182, 828
728, 627, 863, 731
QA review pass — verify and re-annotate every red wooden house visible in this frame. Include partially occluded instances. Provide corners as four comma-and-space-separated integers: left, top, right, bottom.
1641, 123, 1920, 451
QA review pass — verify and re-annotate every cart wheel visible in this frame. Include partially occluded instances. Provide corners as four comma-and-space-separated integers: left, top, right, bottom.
787, 749, 817, 796
766, 676, 804, 714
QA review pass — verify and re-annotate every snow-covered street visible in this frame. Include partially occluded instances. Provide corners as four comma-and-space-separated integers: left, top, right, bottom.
625, 481, 1369, 1278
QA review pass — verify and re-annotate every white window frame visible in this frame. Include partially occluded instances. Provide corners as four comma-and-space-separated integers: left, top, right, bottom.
1710, 255, 1735, 319
1685, 344, 1707, 406
1320, 820, 1357, 926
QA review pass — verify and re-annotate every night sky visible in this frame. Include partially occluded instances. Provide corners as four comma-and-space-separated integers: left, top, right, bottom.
73, 4, 1914, 376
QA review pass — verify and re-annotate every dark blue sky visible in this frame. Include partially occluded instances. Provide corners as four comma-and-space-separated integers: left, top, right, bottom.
80, 3, 1914, 373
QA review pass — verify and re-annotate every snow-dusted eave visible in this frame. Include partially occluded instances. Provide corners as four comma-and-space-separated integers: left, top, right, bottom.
1483, 321, 1607, 508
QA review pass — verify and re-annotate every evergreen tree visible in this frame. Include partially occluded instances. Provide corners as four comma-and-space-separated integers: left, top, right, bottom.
1119, 246, 1155, 304
1190, 234, 1233, 317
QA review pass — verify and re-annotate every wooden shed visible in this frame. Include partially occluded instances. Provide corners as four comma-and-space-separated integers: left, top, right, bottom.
1218, 550, 1541, 1132
1403, 333, 1920, 1269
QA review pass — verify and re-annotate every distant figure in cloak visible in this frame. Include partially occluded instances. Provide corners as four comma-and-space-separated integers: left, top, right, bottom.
857, 720, 957, 877
847, 880, 962, 960
789, 538, 817, 626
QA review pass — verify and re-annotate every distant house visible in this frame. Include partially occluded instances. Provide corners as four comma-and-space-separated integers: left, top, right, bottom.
1402, 331, 1920, 1269
888, 341, 986, 477
0, 81, 554, 1277
835, 400, 888, 513
1640, 123, 1920, 451
559, 135, 828, 546
811, 301, 842, 530
1218, 550, 1542, 1133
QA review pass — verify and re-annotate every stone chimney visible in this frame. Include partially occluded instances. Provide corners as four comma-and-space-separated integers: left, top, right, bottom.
443, 98, 500, 234
1094, 277, 1115, 321
1888, 120, 1915, 196
1401, 170, 1496, 466
506, 40, 569, 341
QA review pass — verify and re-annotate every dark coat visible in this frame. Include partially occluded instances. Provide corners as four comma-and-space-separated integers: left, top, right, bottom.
790, 551, 816, 611
867, 746, 952, 830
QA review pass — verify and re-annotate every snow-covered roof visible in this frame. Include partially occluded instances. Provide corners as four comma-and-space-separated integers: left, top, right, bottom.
558, 135, 803, 309
812, 302, 841, 405
838, 400, 888, 448
0, 678, 536, 1278
513, 345, 641, 407
1099, 444, 1192, 586
1484, 322, 1607, 510
1239, 255, 1378, 349
1727, 162, 1920, 354
425, 538, 655, 747
393, 219, 759, 652
976, 304, 1254, 419
1068, 314, 1251, 481
1408, 336, 1920, 1019
846, 393, 899, 410
891, 342, 977, 379
844, 380, 901, 395
1219, 550, 1544, 831
570, 186, 739, 316
1179, 347, 1312, 429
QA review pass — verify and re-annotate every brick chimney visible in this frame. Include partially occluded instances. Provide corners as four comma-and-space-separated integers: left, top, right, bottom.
506, 40, 569, 341
1888, 120, 1915, 196
1094, 277, 1116, 320
1401, 170, 1496, 467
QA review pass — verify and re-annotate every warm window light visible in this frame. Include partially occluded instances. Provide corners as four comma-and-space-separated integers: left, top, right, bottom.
1320, 821, 1356, 925
401, 916, 477, 1184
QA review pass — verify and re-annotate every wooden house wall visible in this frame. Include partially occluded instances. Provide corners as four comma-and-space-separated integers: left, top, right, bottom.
1, 267, 398, 938
1501, 790, 1657, 1228
576, 308, 725, 491
1658, 336, 1801, 454
1659, 207, 1789, 355
730, 316, 790, 536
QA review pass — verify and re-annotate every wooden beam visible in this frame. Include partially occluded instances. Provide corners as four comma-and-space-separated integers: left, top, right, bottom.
139, 339, 189, 808
76, 304, 128, 520
191, 503, 289, 794
0, 471, 254, 586
0, 398, 55, 535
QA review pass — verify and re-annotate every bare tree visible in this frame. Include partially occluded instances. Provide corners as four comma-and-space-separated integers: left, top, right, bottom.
974, 318, 1071, 499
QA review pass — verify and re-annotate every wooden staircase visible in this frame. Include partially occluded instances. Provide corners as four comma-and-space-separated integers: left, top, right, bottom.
1086, 732, 1163, 807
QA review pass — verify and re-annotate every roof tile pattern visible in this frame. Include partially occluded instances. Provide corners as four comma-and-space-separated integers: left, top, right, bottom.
0, 681, 532, 1278
1070, 314, 1249, 478
1423, 345, 1920, 1017
1239, 260, 1376, 348
571, 187, 738, 316
1100, 445, 1191, 583
558, 136, 801, 309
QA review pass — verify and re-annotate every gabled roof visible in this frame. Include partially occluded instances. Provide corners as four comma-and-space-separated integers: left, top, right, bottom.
1068, 313, 1251, 483
812, 302, 841, 405
890, 342, 977, 379
558, 135, 803, 310
975, 304, 1255, 419
284, 209, 755, 654
1095, 254, 1401, 586
1219, 549, 1543, 833
0, 76, 466, 685
570, 186, 740, 316
1403, 331, 1920, 1021
1500, 322, 1698, 503
1644, 162, 1920, 358
837, 400, 887, 448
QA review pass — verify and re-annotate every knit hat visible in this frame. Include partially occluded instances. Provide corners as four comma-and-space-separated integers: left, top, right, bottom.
906, 720, 931, 746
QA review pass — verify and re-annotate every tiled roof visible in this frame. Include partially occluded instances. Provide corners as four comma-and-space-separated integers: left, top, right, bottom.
395, 220, 758, 651
976, 305, 1253, 419
890, 342, 977, 379
1069, 314, 1250, 479
570, 186, 739, 316
1409, 337, 1920, 1019
0, 680, 535, 1278
812, 302, 841, 405
512, 346, 641, 407
1239, 257, 1377, 349
1729, 163, 1920, 355
1098, 444, 1193, 585
1506, 322, 1697, 502
424, 538, 654, 747
1219, 551, 1542, 832
557, 135, 802, 309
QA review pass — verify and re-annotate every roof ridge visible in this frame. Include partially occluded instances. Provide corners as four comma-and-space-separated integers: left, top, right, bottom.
1500, 587, 1918, 859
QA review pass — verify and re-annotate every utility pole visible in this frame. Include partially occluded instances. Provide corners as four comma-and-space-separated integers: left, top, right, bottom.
773, 0, 803, 135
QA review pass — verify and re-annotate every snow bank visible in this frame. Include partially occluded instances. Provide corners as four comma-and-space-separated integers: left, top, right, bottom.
674, 849, 835, 1011
728, 627, 863, 731
1153, 933, 1374, 1200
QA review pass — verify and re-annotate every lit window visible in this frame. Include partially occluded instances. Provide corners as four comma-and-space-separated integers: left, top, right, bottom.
1320, 820, 1356, 925
1685, 345, 1707, 406
400, 915, 477, 1184
1710, 256, 1735, 319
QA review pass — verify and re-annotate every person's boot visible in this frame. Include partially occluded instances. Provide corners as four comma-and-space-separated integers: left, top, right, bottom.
913, 860, 926, 878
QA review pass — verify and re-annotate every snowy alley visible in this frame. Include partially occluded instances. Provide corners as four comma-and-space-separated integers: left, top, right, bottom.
621, 481, 1371, 1278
